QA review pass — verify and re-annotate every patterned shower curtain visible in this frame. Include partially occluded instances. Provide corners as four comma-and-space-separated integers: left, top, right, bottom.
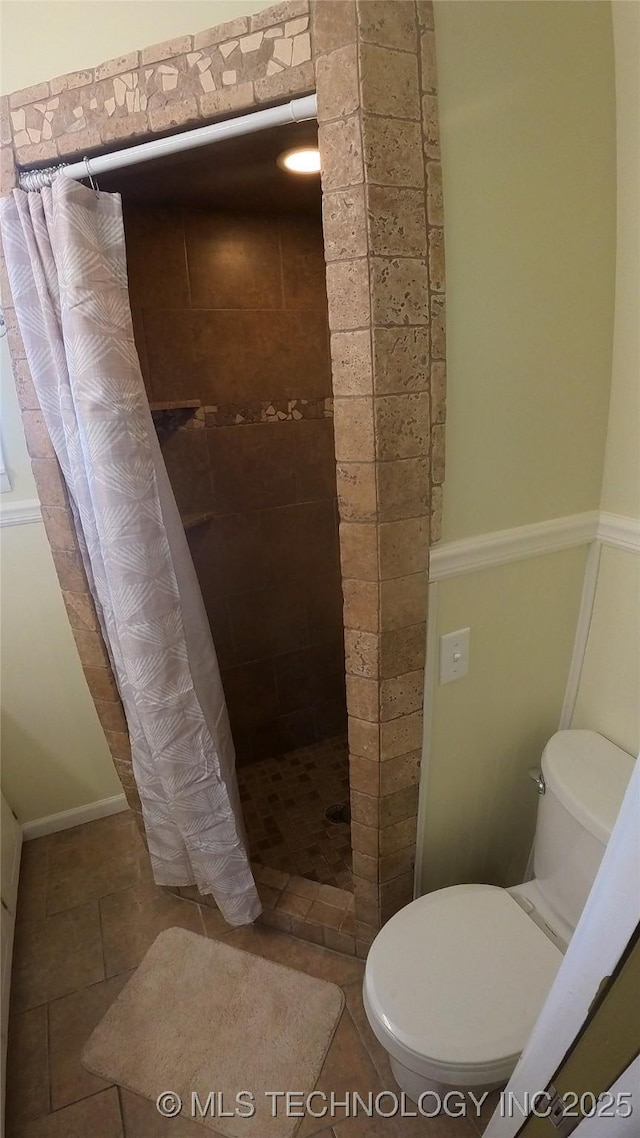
0, 177, 261, 926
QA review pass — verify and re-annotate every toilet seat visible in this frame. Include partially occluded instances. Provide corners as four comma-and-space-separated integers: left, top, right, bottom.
364, 884, 563, 1087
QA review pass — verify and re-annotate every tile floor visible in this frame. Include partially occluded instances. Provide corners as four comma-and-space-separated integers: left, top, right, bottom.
248, 864, 357, 955
5, 811, 495, 1138
237, 736, 353, 891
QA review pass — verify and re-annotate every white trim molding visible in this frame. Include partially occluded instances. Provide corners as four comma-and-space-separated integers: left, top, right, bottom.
0, 498, 42, 527
559, 512, 640, 730
429, 512, 600, 581
428, 509, 640, 582
597, 511, 640, 554
559, 541, 602, 729
22, 793, 128, 840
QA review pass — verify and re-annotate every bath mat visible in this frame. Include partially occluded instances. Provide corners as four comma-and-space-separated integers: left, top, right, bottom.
82, 926, 344, 1138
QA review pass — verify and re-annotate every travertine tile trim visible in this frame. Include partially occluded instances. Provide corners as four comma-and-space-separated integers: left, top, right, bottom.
172, 863, 358, 955
315, 0, 443, 934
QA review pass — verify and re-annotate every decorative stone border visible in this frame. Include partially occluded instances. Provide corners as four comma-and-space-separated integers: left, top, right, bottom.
151, 397, 333, 433
1, 3, 313, 166
0, 0, 446, 953
204, 396, 333, 426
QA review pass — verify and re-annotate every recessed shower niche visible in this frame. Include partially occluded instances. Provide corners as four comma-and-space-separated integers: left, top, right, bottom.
112, 122, 352, 891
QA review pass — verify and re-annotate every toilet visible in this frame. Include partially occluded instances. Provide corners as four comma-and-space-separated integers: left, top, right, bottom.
363, 730, 634, 1101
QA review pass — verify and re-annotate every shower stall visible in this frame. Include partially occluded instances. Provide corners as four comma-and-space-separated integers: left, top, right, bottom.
109, 117, 352, 891
7, 3, 440, 942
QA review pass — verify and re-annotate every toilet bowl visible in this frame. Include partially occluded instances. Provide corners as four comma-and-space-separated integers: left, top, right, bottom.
364, 883, 562, 1097
363, 731, 634, 1100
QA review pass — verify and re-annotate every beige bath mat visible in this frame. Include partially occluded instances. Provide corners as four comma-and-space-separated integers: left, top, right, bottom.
82, 926, 344, 1138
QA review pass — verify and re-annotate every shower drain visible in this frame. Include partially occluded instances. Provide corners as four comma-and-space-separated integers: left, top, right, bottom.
325, 802, 351, 825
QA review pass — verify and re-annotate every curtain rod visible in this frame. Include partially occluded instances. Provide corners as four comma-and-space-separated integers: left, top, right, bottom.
18, 93, 318, 192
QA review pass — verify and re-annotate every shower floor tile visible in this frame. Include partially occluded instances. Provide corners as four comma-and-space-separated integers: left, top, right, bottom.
237, 735, 353, 891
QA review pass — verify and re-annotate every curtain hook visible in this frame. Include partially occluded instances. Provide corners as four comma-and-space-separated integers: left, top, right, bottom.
83, 156, 99, 192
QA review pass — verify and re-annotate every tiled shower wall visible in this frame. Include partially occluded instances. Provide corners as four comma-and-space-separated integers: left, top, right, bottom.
124, 206, 346, 763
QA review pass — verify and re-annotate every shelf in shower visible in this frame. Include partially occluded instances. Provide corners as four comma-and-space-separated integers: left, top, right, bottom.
181, 510, 217, 531
149, 400, 201, 412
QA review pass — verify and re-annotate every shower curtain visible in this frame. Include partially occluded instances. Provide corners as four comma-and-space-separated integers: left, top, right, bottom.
0, 177, 261, 927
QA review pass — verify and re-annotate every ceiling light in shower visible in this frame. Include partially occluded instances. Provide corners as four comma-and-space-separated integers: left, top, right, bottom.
277, 147, 321, 174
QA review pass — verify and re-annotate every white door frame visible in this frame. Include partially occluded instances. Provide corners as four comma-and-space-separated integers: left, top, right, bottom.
484, 754, 640, 1137
571, 1056, 640, 1138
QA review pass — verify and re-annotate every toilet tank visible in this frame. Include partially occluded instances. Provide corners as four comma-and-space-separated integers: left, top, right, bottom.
532, 730, 634, 936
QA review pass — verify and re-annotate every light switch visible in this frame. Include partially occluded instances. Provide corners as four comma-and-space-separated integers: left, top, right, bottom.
439, 627, 470, 684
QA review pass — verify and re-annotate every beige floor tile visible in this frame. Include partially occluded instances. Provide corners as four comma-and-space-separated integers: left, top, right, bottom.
198, 903, 235, 939
318, 885, 351, 910
120, 1089, 204, 1136
15, 841, 49, 926
7, 1087, 123, 1137
342, 982, 397, 1089
287, 877, 322, 901
120, 1091, 337, 1138
11, 903, 104, 1012
277, 890, 314, 919
48, 972, 132, 1110
254, 926, 364, 987
257, 881, 282, 908
221, 924, 266, 955
252, 864, 290, 890
307, 901, 344, 929
46, 812, 133, 852
299, 1009, 383, 1136
333, 1106, 476, 1137
46, 813, 152, 915
4, 1005, 49, 1126
99, 882, 204, 976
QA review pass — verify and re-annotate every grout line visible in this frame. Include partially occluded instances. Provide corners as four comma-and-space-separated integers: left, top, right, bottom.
276, 217, 287, 310
330, 250, 432, 265
116, 1085, 127, 1134
195, 902, 207, 936
342, 980, 388, 1083
181, 208, 193, 310
324, 109, 424, 128
41, 1088, 120, 1120
42, 836, 50, 921
44, 999, 52, 1116
96, 896, 108, 982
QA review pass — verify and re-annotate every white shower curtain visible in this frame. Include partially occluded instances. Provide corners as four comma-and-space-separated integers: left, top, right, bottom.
0, 177, 261, 926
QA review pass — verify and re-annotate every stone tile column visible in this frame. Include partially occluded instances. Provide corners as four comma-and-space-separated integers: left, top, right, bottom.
314, 0, 443, 949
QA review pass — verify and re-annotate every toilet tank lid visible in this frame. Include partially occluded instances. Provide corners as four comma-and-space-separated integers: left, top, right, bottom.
541, 731, 635, 844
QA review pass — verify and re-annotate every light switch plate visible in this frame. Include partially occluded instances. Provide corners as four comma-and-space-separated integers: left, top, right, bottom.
439, 627, 470, 684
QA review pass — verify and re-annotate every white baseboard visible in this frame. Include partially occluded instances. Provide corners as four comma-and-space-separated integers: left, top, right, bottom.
22, 793, 128, 840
